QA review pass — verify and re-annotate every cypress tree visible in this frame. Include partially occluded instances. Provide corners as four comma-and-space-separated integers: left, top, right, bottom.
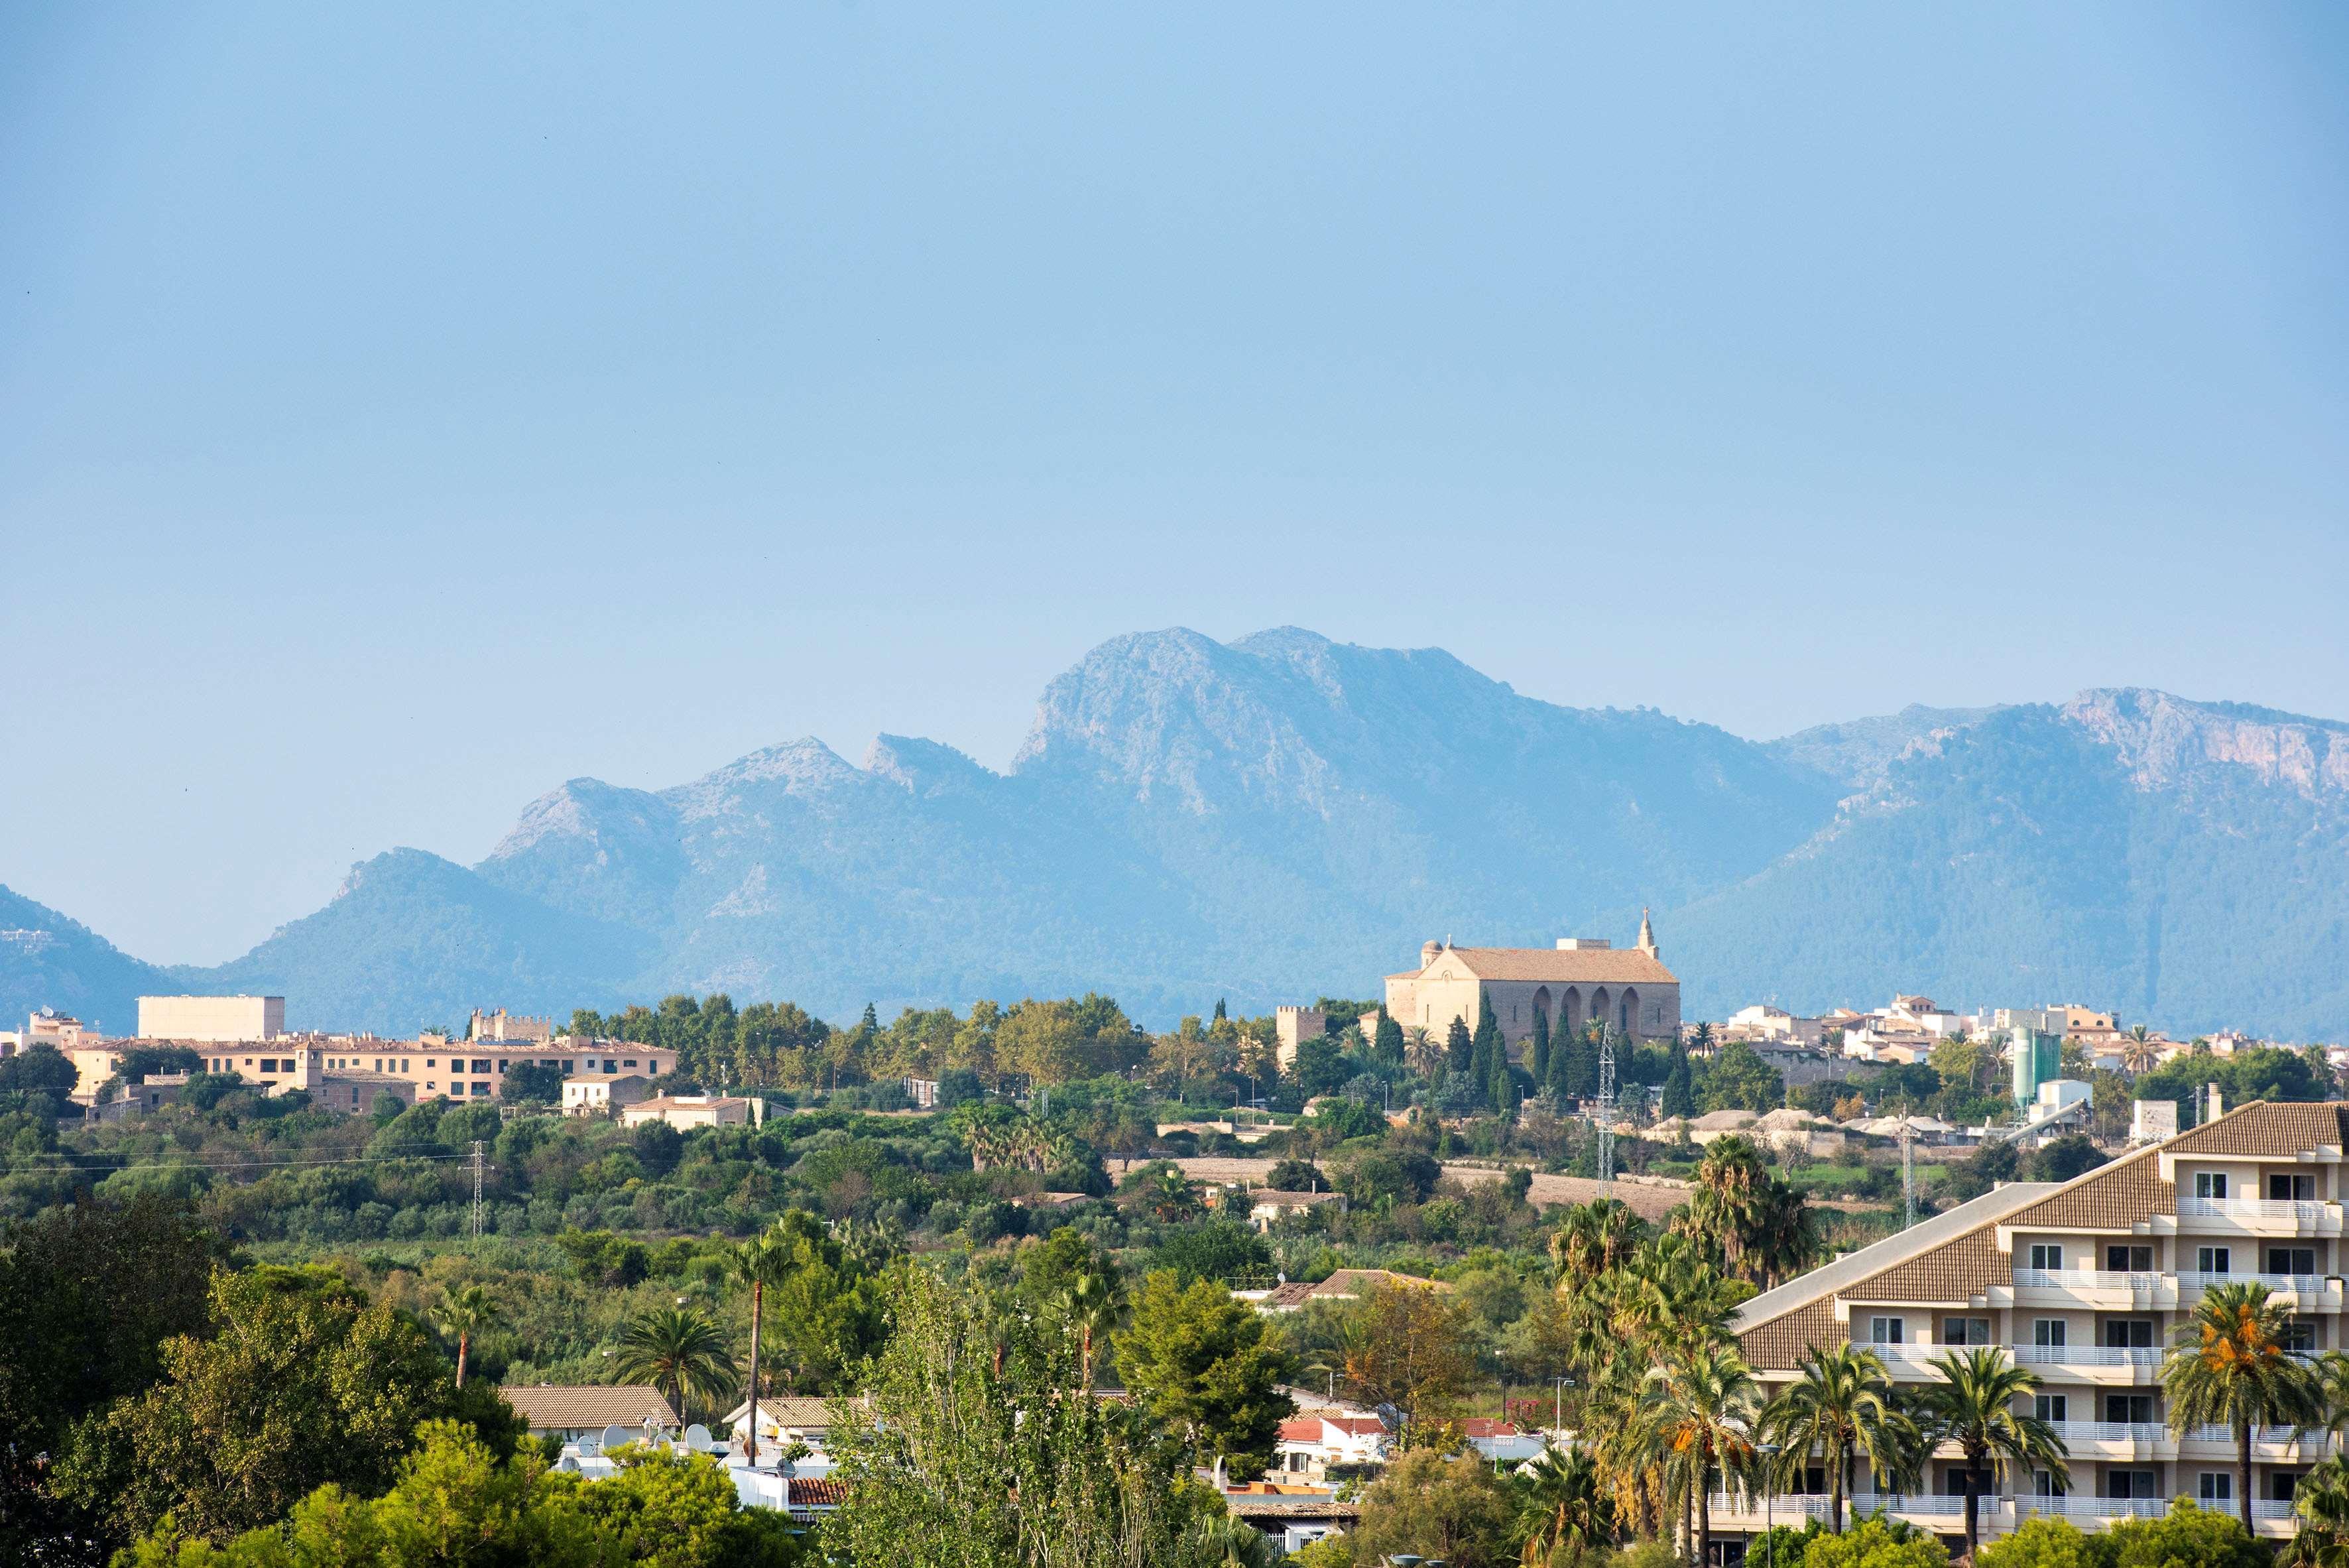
1567, 1028, 1599, 1099
1528, 1006, 1551, 1086
1469, 1002, 1503, 1105
1545, 1026, 1575, 1101
1661, 1041, 1697, 1118
1446, 1015, 1475, 1075
1489, 1049, 1514, 1116
1374, 1013, 1406, 1067
1214, 998, 1227, 1022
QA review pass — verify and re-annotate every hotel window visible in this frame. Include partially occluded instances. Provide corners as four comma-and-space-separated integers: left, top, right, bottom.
1944, 1317, 1991, 1345
2034, 1471, 2067, 1498
2106, 1244, 2153, 1272
625, 1059, 638, 1069
497, 1060, 507, 1074
471, 1083, 489, 1096
2196, 1172, 2228, 1199
400, 1060, 410, 1072
471, 1059, 491, 1074
2283, 1319, 2317, 1353
2033, 1320, 2067, 1348
2271, 1174, 2317, 1201
2104, 1394, 2153, 1423
426, 1059, 438, 1070
2269, 1247, 2319, 1276
2198, 1246, 2232, 1274
2106, 1471, 2159, 1500
2200, 1474, 2234, 1502
2034, 1394, 2067, 1422
2104, 1319, 2155, 1349
1867, 1317, 1905, 1345
2029, 1244, 2064, 1271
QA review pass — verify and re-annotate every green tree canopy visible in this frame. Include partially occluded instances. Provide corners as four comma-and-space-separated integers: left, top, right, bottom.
56, 1264, 522, 1547
1113, 1271, 1295, 1482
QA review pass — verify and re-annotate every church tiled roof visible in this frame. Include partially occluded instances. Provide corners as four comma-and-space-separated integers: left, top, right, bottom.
1401, 946, 1677, 984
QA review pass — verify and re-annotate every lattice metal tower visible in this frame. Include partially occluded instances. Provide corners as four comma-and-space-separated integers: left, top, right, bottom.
1596, 1024, 1617, 1191
470, 1140, 486, 1242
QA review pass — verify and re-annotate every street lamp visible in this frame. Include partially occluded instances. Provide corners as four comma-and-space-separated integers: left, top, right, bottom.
1757, 1442, 1781, 1568
1553, 1375, 1574, 1438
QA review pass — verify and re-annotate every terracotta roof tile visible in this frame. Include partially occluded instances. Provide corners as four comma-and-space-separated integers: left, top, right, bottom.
1429, 946, 1678, 985
2166, 1100, 2348, 1156
1742, 1298, 1842, 1368
499, 1384, 678, 1431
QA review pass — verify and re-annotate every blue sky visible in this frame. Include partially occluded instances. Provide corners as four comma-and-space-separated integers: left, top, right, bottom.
3, 3, 2344, 962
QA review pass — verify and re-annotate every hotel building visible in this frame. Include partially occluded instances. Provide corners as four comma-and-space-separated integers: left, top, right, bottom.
1727, 1099, 2349, 1547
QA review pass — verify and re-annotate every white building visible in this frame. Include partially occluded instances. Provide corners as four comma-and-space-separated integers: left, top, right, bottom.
620, 1094, 763, 1130
564, 1073, 654, 1115
137, 995, 284, 1042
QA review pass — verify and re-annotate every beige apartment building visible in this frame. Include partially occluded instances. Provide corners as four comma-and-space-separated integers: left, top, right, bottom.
1384, 914, 1680, 1051
191, 1036, 676, 1107
1727, 1099, 2349, 1546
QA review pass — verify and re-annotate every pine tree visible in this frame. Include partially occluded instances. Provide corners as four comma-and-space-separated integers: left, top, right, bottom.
1446, 1016, 1475, 1075
1528, 1006, 1551, 1086
1214, 998, 1227, 1022
1661, 1040, 1698, 1118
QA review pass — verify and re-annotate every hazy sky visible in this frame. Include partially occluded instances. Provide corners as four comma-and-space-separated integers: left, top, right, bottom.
3, 4, 2345, 963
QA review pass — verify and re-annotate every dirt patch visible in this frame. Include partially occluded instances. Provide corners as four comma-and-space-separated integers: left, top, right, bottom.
1110, 1156, 1687, 1221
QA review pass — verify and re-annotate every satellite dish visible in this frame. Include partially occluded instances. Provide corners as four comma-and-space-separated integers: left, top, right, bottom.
601, 1424, 629, 1454
685, 1423, 713, 1451
557, 1455, 581, 1472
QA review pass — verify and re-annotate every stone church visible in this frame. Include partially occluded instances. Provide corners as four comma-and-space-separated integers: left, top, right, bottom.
1384, 914, 1681, 1053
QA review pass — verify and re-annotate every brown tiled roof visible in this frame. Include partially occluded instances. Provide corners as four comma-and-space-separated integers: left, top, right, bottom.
2166, 1100, 2349, 1156
1415, 946, 1677, 985
1742, 1298, 1841, 1368
784, 1478, 847, 1509
499, 1384, 678, 1431
1851, 1221, 2010, 1302
2005, 1143, 2173, 1231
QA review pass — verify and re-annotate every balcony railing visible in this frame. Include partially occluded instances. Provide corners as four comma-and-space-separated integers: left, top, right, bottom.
2010, 1268, 2335, 1297
2045, 1420, 2167, 1444
1717, 1493, 2010, 1522
2014, 1269, 2165, 1290
2014, 1344, 2161, 1367
2019, 1496, 2297, 1523
2177, 1197, 2334, 1223
2175, 1272, 2330, 1295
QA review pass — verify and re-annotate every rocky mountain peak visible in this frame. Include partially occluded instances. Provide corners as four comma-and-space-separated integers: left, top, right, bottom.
2061, 688, 2349, 797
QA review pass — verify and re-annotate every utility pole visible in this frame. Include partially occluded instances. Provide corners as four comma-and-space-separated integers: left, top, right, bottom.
1596, 1024, 1617, 1193
1901, 1121, 1916, 1229
470, 1140, 486, 1242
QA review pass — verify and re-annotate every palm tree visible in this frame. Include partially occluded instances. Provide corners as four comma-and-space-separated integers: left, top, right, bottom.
1548, 1197, 1648, 1283
1639, 1339, 1762, 1568
1676, 1136, 1775, 1283
1759, 1343, 1911, 1535
2280, 1455, 2349, 1568
1061, 1268, 1122, 1388
1513, 1443, 1613, 1565
2120, 1024, 2159, 1076
1916, 1347, 2069, 1562
431, 1282, 498, 1390
1403, 1024, 1440, 1075
1195, 1513, 1282, 1567
613, 1303, 739, 1421
2165, 1280, 2324, 1536
728, 1230, 786, 1465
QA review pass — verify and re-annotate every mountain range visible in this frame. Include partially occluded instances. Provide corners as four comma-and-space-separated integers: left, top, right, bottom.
7, 629, 2346, 1040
